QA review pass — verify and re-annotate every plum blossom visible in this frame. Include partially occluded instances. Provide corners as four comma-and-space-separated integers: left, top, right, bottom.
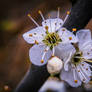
23, 9, 78, 68
60, 29, 92, 87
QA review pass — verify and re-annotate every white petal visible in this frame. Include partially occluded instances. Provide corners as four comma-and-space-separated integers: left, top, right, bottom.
42, 18, 63, 32
80, 41, 92, 59
29, 45, 52, 66
81, 62, 92, 77
55, 43, 76, 60
76, 29, 91, 46
77, 64, 91, 84
39, 80, 66, 92
23, 26, 46, 44
58, 28, 78, 43
60, 67, 82, 87
55, 43, 76, 71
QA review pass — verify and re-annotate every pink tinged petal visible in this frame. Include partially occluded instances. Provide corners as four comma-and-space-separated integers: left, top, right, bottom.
60, 66, 82, 87
76, 29, 92, 47
29, 45, 52, 66
23, 27, 46, 44
58, 28, 78, 43
42, 18, 63, 33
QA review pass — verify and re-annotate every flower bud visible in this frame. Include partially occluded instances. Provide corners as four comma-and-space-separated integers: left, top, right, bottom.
47, 56, 63, 75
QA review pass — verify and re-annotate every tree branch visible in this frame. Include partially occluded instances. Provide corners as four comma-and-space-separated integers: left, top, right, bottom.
15, 0, 92, 92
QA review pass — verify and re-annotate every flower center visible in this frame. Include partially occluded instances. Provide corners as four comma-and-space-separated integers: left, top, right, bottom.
43, 32, 62, 50
72, 52, 82, 66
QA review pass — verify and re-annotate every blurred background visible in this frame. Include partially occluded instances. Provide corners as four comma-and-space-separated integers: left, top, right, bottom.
0, 0, 92, 92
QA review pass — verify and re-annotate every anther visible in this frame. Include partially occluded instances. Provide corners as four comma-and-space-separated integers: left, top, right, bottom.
86, 68, 88, 70
27, 13, 39, 27
35, 40, 39, 45
28, 14, 31, 17
74, 80, 78, 83
78, 70, 80, 72
67, 11, 70, 15
69, 37, 72, 40
45, 26, 49, 30
62, 28, 65, 31
82, 64, 84, 66
41, 60, 44, 63
38, 10, 45, 20
72, 28, 77, 32
29, 34, 33, 37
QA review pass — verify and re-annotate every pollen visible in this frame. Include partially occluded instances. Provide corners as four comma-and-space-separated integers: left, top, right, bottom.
74, 80, 78, 83
41, 60, 44, 63
35, 40, 39, 45
45, 26, 49, 30
29, 34, 33, 37
69, 37, 72, 40
72, 28, 77, 32
67, 11, 70, 15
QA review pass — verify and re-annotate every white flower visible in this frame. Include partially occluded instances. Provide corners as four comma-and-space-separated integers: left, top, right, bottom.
60, 29, 92, 87
47, 56, 63, 75
23, 10, 78, 66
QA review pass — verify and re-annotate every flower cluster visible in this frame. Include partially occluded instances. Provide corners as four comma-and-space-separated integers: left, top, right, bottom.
23, 9, 92, 87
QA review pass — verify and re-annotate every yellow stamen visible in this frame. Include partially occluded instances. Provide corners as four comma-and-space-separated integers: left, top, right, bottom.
72, 28, 77, 32
82, 64, 84, 66
74, 80, 78, 83
41, 60, 44, 63
62, 28, 65, 31
29, 34, 33, 37
35, 40, 39, 45
86, 68, 88, 70
38, 10, 41, 14
69, 37, 72, 40
28, 14, 31, 17
45, 26, 49, 30
78, 70, 80, 72
67, 11, 70, 15
85, 59, 92, 63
